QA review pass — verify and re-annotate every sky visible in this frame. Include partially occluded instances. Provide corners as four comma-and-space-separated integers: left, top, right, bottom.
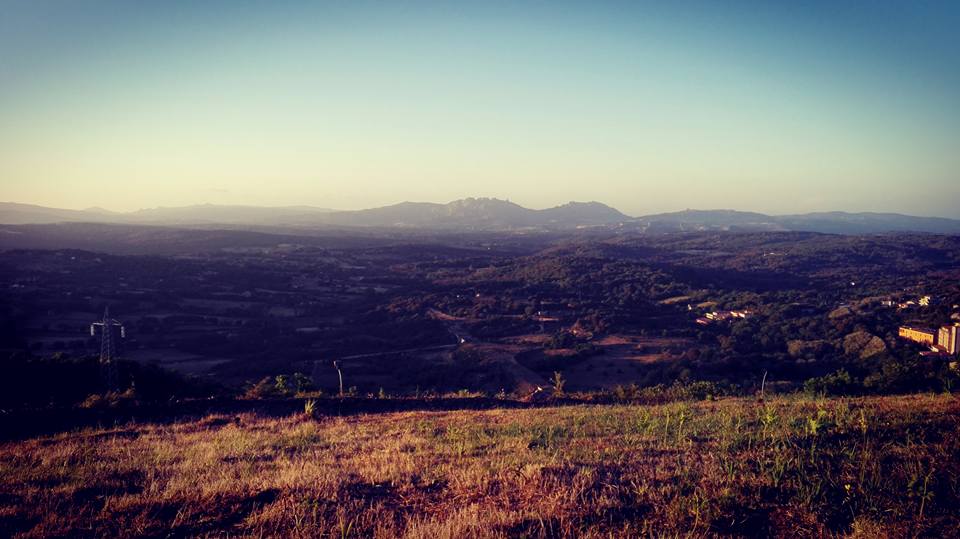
0, 0, 958, 217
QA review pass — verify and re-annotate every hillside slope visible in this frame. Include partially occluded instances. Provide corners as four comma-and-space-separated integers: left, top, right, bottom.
1, 394, 956, 537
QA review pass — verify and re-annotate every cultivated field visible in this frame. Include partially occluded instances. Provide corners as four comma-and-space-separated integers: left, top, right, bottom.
1, 394, 958, 538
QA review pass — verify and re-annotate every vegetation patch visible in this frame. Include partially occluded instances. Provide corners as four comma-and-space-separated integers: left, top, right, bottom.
0, 394, 956, 537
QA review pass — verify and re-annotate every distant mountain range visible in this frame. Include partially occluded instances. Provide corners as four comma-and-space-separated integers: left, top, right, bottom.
0, 199, 628, 230
633, 209, 960, 234
2, 199, 960, 235
321, 199, 629, 229
0, 202, 338, 227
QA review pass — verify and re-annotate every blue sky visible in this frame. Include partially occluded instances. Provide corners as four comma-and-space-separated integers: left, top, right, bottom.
0, 1, 957, 216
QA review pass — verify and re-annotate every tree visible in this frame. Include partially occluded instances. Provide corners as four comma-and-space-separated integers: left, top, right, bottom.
546, 332, 576, 350
291, 372, 313, 393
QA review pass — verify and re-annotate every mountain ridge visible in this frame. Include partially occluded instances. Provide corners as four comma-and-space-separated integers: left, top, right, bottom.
2, 200, 960, 234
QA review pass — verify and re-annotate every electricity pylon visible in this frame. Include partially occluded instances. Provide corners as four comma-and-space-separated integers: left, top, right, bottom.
90, 307, 125, 392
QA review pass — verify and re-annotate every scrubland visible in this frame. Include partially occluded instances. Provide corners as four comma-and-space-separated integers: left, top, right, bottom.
1, 394, 957, 538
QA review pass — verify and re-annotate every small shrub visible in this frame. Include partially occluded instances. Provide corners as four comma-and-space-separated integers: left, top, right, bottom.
274, 375, 293, 396
551, 371, 566, 397
245, 376, 281, 399
805, 369, 857, 396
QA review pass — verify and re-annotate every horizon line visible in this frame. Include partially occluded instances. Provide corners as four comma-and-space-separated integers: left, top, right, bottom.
3, 199, 960, 222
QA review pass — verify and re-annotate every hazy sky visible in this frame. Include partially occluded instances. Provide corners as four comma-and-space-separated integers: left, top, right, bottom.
1, 1, 958, 217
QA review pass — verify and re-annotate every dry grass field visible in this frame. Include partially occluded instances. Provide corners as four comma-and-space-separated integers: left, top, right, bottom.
561, 335, 693, 390
1, 394, 958, 538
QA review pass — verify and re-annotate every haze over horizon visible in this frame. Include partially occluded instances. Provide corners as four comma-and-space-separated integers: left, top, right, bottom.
1, 1, 958, 218
6, 197, 960, 222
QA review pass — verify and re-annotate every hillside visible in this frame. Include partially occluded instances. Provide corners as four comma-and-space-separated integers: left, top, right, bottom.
0, 202, 113, 225
0, 222, 396, 255
1, 394, 957, 537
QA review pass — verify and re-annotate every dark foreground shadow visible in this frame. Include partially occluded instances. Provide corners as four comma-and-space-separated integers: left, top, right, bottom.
0, 396, 589, 441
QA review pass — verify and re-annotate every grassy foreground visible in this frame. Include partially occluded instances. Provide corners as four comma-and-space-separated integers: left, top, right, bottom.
1, 395, 958, 538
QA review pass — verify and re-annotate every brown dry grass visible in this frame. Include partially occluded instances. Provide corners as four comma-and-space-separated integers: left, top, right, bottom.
1, 394, 958, 538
